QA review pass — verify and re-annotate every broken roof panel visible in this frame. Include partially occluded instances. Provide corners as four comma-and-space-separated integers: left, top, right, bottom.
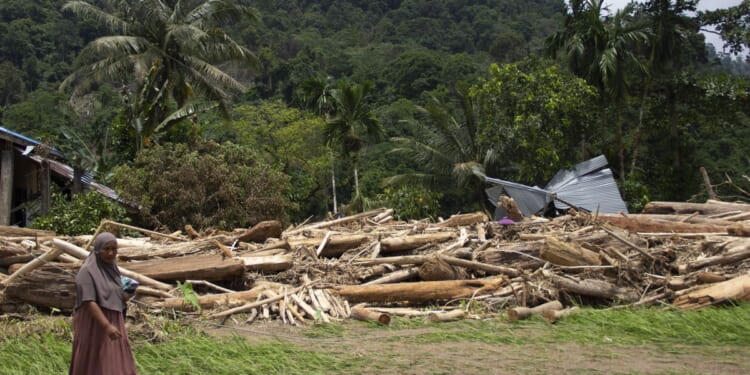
485, 155, 628, 217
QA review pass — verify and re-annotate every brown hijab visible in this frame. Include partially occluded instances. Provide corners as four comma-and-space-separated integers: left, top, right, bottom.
73, 232, 125, 312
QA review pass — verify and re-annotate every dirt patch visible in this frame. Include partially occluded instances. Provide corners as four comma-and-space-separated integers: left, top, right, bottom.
201, 321, 750, 375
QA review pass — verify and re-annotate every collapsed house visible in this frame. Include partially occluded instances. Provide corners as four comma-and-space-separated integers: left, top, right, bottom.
0, 126, 119, 226
485, 155, 628, 219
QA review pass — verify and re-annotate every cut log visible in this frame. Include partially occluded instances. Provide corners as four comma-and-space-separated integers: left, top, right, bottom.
498, 196, 524, 222
597, 214, 728, 234
235, 220, 282, 243
355, 255, 520, 277
543, 270, 638, 302
154, 286, 270, 310
330, 277, 505, 304
695, 271, 728, 284
543, 306, 579, 323
117, 239, 217, 261
427, 309, 466, 322
240, 254, 293, 272
123, 254, 245, 281
380, 232, 456, 253
52, 239, 173, 291
4, 263, 78, 311
642, 201, 750, 216
350, 306, 391, 325
363, 268, 419, 285
507, 300, 563, 321
436, 212, 488, 228
289, 235, 370, 257
283, 208, 385, 237
678, 238, 750, 273
418, 256, 460, 281
673, 273, 750, 310
0, 246, 65, 288
0, 226, 55, 237
541, 237, 601, 267
727, 223, 750, 237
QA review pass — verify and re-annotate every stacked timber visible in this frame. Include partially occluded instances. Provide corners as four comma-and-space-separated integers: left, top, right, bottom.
1, 200, 750, 326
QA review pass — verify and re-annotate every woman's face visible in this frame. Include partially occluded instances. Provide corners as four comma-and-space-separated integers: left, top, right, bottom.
98, 240, 118, 264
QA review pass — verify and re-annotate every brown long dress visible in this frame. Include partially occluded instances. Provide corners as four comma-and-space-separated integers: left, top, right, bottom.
69, 232, 138, 375
69, 307, 138, 375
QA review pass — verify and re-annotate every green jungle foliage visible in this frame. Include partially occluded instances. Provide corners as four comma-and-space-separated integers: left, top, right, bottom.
110, 142, 294, 231
31, 190, 129, 235
0, 0, 748, 226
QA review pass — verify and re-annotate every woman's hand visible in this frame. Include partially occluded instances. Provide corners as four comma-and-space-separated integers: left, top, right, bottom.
105, 324, 123, 340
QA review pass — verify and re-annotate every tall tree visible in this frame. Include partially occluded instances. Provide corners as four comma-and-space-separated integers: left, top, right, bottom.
387, 84, 498, 212
61, 0, 259, 148
325, 80, 384, 212
546, 0, 648, 181
699, 0, 750, 57
299, 75, 340, 214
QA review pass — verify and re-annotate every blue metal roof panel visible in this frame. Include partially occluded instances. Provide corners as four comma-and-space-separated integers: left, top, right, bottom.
0, 126, 65, 158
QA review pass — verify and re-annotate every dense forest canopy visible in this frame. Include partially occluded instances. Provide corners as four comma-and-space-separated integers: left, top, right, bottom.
1, 0, 749, 231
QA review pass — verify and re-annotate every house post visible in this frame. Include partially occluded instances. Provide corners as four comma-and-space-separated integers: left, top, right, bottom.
40, 159, 50, 214
0, 140, 14, 225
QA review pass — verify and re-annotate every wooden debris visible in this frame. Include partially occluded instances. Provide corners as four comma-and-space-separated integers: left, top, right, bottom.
507, 300, 563, 321
350, 305, 391, 325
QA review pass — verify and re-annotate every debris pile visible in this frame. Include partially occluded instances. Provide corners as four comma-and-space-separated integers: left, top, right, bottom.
1, 199, 750, 326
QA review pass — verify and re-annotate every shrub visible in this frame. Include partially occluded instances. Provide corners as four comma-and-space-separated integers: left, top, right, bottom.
378, 186, 442, 221
31, 191, 129, 235
111, 142, 294, 231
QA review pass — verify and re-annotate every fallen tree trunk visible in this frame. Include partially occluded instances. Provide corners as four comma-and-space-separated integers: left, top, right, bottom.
363, 268, 419, 285
380, 232, 456, 253
235, 220, 282, 243
350, 306, 391, 325
0, 246, 65, 288
678, 238, 750, 273
418, 257, 461, 281
154, 286, 268, 311
0, 226, 55, 237
673, 273, 750, 310
288, 235, 370, 257
355, 255, 520, 277
241, 254, 293, 272
507, 300, 563, 321
117, 239, 218, 261
283, 208, 385, 237
427, 309, 466, 322
123, 254, 245, 282
541, 237, 601, 267
543, 270, 639, 302
597, 215, 729, 234
642, 201, 750, 216
330, 277, 505, 304
436, 212, 487, 228
52, 239, 172, 291
3, 263, 78, 311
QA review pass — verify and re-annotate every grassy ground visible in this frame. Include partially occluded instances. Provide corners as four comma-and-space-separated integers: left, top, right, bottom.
1, 304, 749, 374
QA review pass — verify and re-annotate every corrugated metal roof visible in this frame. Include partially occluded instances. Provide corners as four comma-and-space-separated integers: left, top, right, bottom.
0, 126, 65, 158
485, 155, 628, 217
27, 154, 120, 202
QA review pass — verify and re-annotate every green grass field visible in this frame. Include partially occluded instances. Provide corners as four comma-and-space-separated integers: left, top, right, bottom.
2, 304, 749, 375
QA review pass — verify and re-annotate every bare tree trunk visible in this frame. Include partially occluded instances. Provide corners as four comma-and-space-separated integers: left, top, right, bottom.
330, 148, 337, 215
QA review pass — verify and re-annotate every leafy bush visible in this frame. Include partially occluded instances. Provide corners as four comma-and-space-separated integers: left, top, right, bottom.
378, 186, 442, 220
30, 191, 129, 236
111, 142, 294, 231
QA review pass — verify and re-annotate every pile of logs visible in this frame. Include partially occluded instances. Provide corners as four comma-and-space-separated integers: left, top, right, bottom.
1, 199, 750, 326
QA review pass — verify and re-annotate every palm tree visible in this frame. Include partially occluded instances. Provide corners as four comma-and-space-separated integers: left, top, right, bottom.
547, 0, 648, 181
61, 0, 259, 148
386, 85, 498, 209
299, 75, 339, 214
325, 81, 383, 212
